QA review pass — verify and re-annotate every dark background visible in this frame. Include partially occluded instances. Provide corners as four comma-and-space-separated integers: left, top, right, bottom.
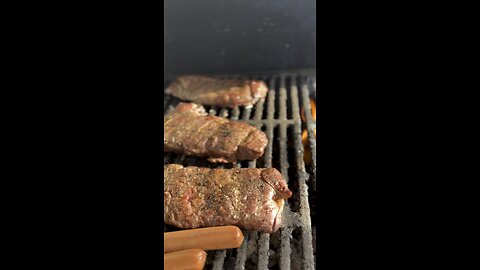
164, 0, 316, 77
3, 2, 468, 269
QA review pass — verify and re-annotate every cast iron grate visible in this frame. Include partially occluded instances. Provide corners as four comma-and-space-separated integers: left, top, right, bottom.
164, 70, 316, 270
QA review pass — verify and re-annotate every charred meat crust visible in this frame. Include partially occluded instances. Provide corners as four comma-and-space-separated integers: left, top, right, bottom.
164, 102, 268, 163
165, 75, 268, 108
164, 164, 292, 233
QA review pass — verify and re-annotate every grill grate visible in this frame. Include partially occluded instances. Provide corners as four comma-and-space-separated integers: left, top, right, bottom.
164, 70, 316, 270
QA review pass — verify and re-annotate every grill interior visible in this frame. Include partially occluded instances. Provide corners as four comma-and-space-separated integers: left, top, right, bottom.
164, 70, 316, 270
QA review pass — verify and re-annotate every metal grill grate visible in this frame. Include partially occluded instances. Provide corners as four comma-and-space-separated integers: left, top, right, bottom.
164, 70, 316, 270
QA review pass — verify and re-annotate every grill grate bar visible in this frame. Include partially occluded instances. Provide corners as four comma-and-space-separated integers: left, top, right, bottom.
278, 75, 293, 270
242, 108, 252, 121
279, 227, 293, 270
213, 250, 227, 270
234, 230, 249, 270
247, 75, 264, 170
231, 107, 240, 121
290, 76, 315, 269
252, 96, 265, 124
279, 76, 289, 184
209, 107, 218, 116
219, 108, 229, 118
300, 76, 317, 190
312, 77, 316, 100
263, 77, 276, 169
257, 233, 270, 269
253, 98, 264, 121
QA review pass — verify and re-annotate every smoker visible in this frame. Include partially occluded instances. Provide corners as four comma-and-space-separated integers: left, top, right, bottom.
164, 1, 316, 269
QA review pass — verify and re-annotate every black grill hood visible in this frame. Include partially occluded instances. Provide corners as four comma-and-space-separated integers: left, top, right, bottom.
164, 0, 316, 77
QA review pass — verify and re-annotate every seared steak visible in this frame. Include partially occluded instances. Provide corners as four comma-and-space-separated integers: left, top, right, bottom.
165, 75, 268, 108
164, 164, 292, 233
164, 102, 268, 163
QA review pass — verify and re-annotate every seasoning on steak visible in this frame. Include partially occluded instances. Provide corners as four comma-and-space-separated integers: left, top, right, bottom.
164, 164, 292, 233
165, 75, 268, 108
164, 102, 268, 163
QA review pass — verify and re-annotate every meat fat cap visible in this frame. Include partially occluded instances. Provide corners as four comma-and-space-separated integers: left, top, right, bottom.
260, 168, 293, 199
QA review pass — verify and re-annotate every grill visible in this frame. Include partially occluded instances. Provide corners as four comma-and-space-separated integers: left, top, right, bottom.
164, 70, 317, 270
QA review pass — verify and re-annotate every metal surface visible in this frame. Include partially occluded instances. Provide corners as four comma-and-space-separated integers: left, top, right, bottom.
164, 0, 316, 76
163, 70, 316, 269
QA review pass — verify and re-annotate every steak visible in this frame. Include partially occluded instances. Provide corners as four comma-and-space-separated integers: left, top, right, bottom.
164, 102, 268, 163
165, 75, 268, 108
164, 164, 292, 233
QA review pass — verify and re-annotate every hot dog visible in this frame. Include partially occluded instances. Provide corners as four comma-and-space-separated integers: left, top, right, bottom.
164, 249, 206, 270
164, 226, 244, 253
